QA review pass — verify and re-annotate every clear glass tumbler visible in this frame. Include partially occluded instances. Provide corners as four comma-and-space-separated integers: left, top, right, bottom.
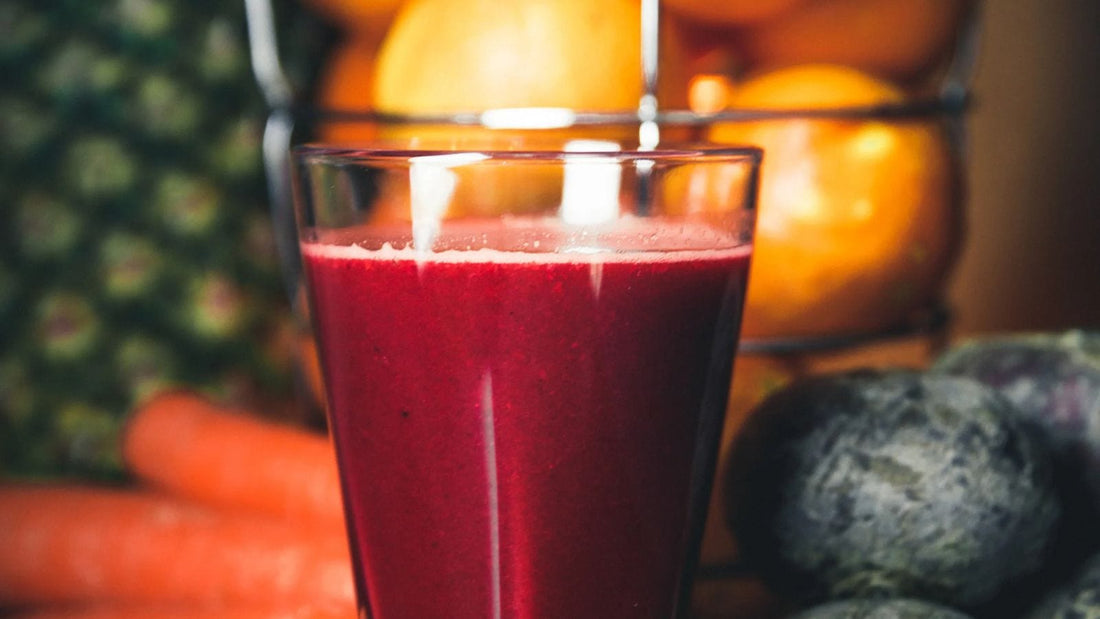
291, 142, 761, 619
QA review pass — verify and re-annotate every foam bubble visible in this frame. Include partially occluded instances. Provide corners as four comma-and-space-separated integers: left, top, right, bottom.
302, 217, 751, 265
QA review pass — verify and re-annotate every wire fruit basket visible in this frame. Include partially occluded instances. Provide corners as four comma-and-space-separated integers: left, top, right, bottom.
242, 1, 981, 615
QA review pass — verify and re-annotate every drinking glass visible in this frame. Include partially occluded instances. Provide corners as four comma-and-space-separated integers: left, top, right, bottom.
292, 141, 761, 619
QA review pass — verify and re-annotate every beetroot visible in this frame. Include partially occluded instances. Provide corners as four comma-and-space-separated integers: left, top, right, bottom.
1026, 551, 1100, 618
724, 369, 1061, 609
932, 330, 1100, 508
793, 598, 973, 619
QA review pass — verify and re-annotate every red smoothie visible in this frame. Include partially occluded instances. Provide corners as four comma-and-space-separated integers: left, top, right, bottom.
301, 218, 752, 619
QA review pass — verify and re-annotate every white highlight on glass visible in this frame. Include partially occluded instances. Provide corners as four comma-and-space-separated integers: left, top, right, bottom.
559, 140, 622, 226
409, 152, 489, 252
480, 370, 502, 619
589, 261, 604, 300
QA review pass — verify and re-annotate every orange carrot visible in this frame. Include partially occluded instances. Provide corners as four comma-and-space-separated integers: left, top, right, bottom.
0, 484, 355, 608
9, 602, 353, 619
122, 391, 344, 526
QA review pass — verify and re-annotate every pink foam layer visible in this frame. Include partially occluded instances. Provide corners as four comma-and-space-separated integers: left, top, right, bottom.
301, 218, 752, 265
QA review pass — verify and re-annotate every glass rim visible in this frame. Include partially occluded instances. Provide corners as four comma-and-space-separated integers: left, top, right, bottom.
293, 143, 765, 165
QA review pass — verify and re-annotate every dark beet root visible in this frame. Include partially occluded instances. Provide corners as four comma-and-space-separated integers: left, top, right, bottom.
1026, 551, 1100, 618
725, 369, 1061, 610
792, 597, 974, 619
933, 331, 1100, 609
932, 330, 1100, 508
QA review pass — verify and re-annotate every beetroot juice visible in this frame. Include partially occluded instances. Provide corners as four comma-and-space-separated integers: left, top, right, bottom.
302, 219, 752, 619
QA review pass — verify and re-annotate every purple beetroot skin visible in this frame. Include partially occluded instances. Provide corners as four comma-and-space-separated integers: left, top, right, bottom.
724, 370, 1060, 610
932, 330, 1100, 509
792, 598, 974, 619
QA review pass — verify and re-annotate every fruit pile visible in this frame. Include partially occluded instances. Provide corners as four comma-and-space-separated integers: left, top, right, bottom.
300, 0, 975, 342
717, 331, 1100, 618
2, 332, 1094, 619
306, 0, 977, 116
298, 2, 978, 588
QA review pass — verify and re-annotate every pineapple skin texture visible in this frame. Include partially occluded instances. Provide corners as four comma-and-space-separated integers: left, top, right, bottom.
0, 0, 330, 479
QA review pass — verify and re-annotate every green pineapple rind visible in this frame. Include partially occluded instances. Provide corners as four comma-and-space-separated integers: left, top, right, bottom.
1, 0, 332, 479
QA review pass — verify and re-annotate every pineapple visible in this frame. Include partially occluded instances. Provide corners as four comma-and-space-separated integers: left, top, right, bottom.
0, 0, 332, 479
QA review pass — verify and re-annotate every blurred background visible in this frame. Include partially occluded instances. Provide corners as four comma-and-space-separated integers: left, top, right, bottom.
0, 1, 1098, 617
952, 0, 1100, 335
1, 0, 1097, 480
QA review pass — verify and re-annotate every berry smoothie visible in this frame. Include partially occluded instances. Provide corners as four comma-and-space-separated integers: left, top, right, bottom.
302, 219, 752, 619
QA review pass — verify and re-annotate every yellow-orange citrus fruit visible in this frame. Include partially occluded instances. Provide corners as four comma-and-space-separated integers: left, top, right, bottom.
367, 0, 698, 221
664, 0, 809, 26
364, 155, 564, 225
708, 64, 961, 339
362, 119, 711, 225
372, 0, 692, 114
738, 0, 974, 80
360, 125, 657, 225
657, 154, 757, 240
725, 354, 804, 438
701, 352, 803, 565
313, 37, 380, 144
302, 0, 404, 35
688, 74, 736, 115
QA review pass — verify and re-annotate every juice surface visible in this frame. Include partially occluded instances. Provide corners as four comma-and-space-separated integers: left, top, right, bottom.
302, 219, 752, 619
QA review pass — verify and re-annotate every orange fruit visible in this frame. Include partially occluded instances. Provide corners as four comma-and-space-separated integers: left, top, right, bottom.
701, 352, 803, 565
688, 74, 736, 115
657, 153, 758, 239
725, 354, 804, 437
738, 0, 974, 80
364, 153, 565, 225
361, 122, 702, 225
708, 64, 961, 339
372, 0, 692, 115
663, 0, 809, 26
366, 0, 698, 221
302, 0, 404, 36
313, 36, 380, 144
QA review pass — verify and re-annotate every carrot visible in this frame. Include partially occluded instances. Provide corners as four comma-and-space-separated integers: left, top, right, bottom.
0, 484, 355, 608
122, 391, 344, 527
9, 602, 353, 619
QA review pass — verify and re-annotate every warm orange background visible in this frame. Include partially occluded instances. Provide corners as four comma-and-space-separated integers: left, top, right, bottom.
950, 0, 1100, 335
